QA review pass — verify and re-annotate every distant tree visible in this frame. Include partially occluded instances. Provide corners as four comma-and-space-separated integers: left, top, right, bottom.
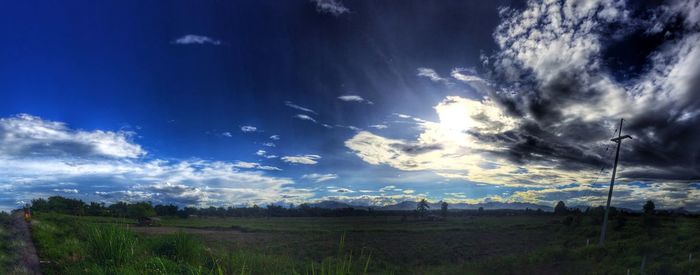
109, 201, 129, 217
554, 201, 568, 215
440, 201, 448, 217
643, 200, 655, 215
416, 199, 430, 216
477, 207, 484, 215
154, 204, 179, 216
127, 202, 156, 219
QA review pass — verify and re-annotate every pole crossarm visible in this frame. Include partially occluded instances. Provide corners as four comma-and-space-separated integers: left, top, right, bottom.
611, 135, 632, 143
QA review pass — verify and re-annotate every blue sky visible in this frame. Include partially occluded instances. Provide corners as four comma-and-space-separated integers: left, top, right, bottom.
1, 0, 699, 211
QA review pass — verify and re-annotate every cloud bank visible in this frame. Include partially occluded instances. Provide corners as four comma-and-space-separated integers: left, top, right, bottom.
0, 115, 309, 210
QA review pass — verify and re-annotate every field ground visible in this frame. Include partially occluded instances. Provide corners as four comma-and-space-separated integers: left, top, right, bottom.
0, 212, 41, 275
22, 213, 700, 274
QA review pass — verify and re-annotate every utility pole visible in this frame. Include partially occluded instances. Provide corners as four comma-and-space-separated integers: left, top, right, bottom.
599, 118, 632, 245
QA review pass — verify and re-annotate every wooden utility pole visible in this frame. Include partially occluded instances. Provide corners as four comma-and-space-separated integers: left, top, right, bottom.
599, 118, 632, 245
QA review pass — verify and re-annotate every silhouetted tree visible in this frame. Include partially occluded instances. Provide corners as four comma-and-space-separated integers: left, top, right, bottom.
642, 200, 658, 237
554, 201, 568, 215
643, 200, 655, 215
440, 201, 448, 217
416, 199, 430, 216
477, 207, 484, 215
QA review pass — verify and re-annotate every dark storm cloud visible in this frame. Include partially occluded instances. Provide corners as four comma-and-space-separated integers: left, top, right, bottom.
480, 0, 700, 182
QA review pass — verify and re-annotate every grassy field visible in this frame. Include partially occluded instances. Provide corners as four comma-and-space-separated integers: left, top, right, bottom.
29, 213, 700, 274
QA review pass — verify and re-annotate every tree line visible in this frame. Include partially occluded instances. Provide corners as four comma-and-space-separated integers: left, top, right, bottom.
28, 196, 690, 219
29, 196, 383, 218
28, 196, 546, 219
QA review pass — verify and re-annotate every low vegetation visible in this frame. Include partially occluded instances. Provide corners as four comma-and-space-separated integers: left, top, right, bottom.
21, 197, 700, 274
31, 212, 373, 274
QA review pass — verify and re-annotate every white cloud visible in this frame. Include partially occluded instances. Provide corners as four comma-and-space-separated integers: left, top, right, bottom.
450, 67, 487, 83
233, 161, 282, 171
172, 34, 222, 45
294, 114, 317, 123
302, 173, 338, 183
338, 95, 373, 104
262, 142, 276, 147
256, 149, 278, 159
311, 0, 349, 16
281, 154, 321, 165
222, 132, 233, 137
417, 67, 450, 84
269, 135, 280, 140
53, 188, 79, 194
0, 114, 145, 159
336, 125, 361, 131
285, 101, 317, 114
368, 124, 388, 129
240, 126, 257, 133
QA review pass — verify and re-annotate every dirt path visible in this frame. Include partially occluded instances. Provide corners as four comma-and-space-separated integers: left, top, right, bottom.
10, 212, 41, 275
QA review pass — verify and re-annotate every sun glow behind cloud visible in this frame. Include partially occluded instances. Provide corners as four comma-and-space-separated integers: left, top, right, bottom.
346, 96, 596, 187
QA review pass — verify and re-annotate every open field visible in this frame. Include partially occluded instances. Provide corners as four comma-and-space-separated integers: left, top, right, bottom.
26, 212, 700, 274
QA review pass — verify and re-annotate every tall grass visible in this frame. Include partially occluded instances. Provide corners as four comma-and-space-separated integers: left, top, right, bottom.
149, 232, 205, 265
85, 224, 137, 266
305, 233, 372, 275
33, 214, 377, 275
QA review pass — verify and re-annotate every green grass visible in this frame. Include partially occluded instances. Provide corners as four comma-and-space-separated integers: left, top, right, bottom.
31, 213, 375, 274
158, 215, 552, 233
30, 213, 700, 274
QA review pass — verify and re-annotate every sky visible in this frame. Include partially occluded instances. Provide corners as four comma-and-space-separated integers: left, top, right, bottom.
1, 0, 700, 211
